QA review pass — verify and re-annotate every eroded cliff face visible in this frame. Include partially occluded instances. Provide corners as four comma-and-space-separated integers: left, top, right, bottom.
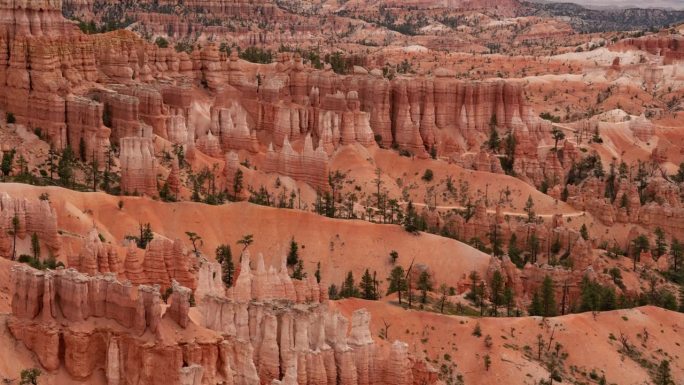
566, 176, 684, 239
69, 230, 198, 291
120, 136, 158, 197
7, 254, 433, 385
0, 0, 550, 194
0, 192, 61, 258
612, 35, 684, 64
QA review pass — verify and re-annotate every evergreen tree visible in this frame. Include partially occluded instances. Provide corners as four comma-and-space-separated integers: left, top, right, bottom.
287, 237, 299, 267
503, 285, 515, 316
29, 233, 40, 260
58, 145, 76, 187
17, 154, 28, 176
417, 270, 433, 304
529, 233, 540, 263
524, 195, 536, 223
360, 269, 378, 300
1, 149, 15, 178
315, 262, 321, 283
580, 224, 589, 240
185, 232, 202, 255
487, 125, 500, 153
19, 368, 41, 385
490, 270, 504, 316
654, 360, 674, 385
653, 227, 668, 260
578, 276, 617, 312
528, 290, 543, 316
233, 168, 244, 200
631, 234, 650, 270
237, 234, 254, 254
508, 234, 523, 267
404, 201, 419, 234
551, 127, 565, 151
328, 284, 339, 300
292, 259, 306, 280
541, 275, 557, 317
466, 271, 482, 302
216, 245, 234, 287
477, 281, 487, 315
488, 222, 504, 257
340, 271, 359, 298
671, 238, 683, 272
387, 266, 407, 304
9, 215, 19, 260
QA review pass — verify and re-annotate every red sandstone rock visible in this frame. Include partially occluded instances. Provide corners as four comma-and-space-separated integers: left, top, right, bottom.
263, 136, 330, 191
120, 136, 158, 197
10, 265, 161, 335
0, 192, 60, 258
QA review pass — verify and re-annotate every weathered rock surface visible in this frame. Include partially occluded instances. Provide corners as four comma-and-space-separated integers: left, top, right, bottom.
8, 254, 432, 385
0, 192, 61, 258
120, 136, 158, 197
263, 136, 329, 191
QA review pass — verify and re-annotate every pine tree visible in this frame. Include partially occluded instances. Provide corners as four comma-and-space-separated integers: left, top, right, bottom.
19, 368, 41, 385
387, 266, 407, 304
529, 233, 540, 263
404, 201, 419, 234
631, 235, 650, 271
671, 238, 683, 272
292, 259, 306, 280
10, 215, 19, 260
233, 168, 244, 200
340, 271, 359, 298
58, 145, 76, 187
654, 360, 674, 385
487, 124, 500, 153
315, 262, 321, 283
417, 270, 433, 304
360, 269, 378, 300
580, 224, 589, 240
185, 231, 202, 255
541, 275, 557, 317
216, 245, 234, 287
488, 222, 503, 258
654, 227, 668, 260
551, 127, 565, 151
490, 271, 504, 316
287, 237, 299, 267
528, 289, 543, 316
508, 234, 523, 267
1, 149, 15, 178
478, 282, 487, 315
328, 284, 339, 300
30, 233, 40, 260
503, 285, 514, 316
524, 195, 536, 223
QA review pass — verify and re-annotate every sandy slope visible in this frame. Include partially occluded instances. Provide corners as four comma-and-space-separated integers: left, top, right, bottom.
335, 299, 684, 385
0, 184, 491, 289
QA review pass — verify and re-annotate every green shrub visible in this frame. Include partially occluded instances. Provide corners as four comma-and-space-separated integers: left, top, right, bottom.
154, 37, 169, 48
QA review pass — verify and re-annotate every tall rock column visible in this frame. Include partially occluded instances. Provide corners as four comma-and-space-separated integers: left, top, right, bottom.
120, 136, 158, 197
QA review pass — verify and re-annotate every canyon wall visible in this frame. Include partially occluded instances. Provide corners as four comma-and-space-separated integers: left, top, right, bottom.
7, 254, 434, 385
0, 192, 60, 258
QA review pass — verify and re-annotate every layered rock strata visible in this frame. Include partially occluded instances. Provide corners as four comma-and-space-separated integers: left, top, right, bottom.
8, 252, 432, 385
263, 135, 329, 191
0, 192, 60, 258
120, 136, 158, 196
